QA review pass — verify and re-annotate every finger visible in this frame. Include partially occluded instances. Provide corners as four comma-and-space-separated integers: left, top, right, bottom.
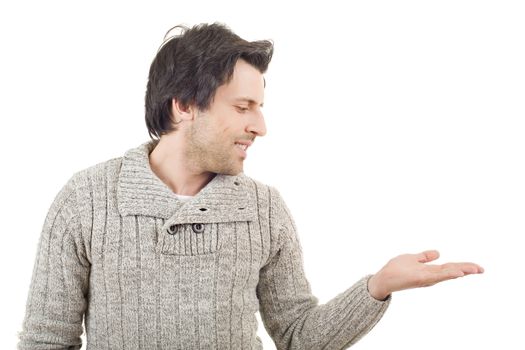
461, 263, 484, 274
440, 262, 484, 274
417, 250, 440, 263
440, 268, 465, 280
423, 268, 465, 286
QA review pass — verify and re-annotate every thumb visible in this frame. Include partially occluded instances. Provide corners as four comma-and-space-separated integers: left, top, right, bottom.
417, 250, 440, 263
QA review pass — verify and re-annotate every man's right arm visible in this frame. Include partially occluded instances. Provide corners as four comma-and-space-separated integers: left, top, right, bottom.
17, 176, 90, 350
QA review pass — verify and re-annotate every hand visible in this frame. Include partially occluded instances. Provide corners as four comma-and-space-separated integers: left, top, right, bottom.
367, 250, 484, 301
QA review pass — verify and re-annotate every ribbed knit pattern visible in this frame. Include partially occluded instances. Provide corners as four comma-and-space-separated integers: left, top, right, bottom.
18, 140, 390, 350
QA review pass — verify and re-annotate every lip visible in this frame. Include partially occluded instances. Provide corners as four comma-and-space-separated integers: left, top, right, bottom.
235, 140, 252, 151
235, 143, 248, 159
234, 140, 253, 147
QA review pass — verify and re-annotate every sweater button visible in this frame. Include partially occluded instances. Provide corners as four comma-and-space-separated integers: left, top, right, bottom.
167, 224, 178, 235
192, 223, 204, 233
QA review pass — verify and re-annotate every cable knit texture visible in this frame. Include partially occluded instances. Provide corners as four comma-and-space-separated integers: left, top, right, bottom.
18, 140, 390, 350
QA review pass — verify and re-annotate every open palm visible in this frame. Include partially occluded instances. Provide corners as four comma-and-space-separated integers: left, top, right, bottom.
368, 250, 484, 300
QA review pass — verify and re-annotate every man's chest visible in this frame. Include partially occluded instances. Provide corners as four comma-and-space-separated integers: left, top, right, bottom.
89, 209, 273, 283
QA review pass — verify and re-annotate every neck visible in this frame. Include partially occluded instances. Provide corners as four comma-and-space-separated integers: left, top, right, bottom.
148, 135, 216, 196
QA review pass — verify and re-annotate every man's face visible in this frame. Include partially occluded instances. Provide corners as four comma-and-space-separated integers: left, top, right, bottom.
184, 59, 266, 175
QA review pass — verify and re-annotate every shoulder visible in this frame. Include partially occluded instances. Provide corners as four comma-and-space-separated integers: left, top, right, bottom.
48, 155, 121, 209
56, 155, 124, 220
238, 173, 291, 226
237, 173, 284, 205
70, 155, 123, 186
58, 154, 124, 241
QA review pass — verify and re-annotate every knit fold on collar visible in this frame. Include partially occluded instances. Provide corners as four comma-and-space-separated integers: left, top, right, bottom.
116, 140, 257, 225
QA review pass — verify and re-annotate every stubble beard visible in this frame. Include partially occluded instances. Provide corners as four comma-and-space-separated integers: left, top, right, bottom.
185, 119, 242, 176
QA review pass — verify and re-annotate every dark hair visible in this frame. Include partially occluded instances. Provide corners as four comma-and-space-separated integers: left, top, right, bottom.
145, 22, 274, 140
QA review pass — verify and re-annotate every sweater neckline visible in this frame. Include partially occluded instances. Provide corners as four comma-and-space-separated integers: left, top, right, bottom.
116, 140, 257, 226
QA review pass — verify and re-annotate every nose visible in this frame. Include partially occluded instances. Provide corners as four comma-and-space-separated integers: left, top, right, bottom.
246, 110, 267, 137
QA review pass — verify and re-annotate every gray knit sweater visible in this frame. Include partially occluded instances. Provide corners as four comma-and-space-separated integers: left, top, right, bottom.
18, 140, 390, 349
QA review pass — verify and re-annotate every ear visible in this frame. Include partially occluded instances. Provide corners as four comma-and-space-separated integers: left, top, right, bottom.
171, 98, 197, 122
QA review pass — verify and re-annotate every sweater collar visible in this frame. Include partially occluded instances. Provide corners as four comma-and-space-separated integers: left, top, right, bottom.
116, 140, 257, 224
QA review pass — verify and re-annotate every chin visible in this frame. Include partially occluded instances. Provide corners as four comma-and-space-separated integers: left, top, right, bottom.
219, 166, 243, 176
226, 169, 243, 176
212, 158, 243, 176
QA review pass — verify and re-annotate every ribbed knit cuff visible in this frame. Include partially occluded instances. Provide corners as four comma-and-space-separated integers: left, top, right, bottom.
305, 274, 391, 349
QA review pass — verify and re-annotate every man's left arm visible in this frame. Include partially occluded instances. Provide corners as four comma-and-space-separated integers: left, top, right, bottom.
256, 187, 390, 350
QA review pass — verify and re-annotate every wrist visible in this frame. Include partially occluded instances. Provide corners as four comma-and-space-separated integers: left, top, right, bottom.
367, 273, 390, 301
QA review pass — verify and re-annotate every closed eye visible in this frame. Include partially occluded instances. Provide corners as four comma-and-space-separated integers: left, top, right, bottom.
235, 106, 249, 113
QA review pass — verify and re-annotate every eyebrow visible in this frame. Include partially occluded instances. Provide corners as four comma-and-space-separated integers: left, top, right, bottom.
234, 97, 264, 107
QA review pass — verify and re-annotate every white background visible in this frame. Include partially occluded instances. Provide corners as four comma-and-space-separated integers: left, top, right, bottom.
1, 0, 524, 349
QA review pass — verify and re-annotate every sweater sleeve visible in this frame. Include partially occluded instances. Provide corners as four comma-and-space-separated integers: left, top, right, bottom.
256, 187, 391, 350
17, 175, 90, 350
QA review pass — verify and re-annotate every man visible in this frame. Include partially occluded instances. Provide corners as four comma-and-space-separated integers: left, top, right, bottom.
17, 23, 483, 349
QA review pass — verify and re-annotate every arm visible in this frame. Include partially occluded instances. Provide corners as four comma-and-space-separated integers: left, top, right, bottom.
17, 176, 90, 350
256, 187, 390, 350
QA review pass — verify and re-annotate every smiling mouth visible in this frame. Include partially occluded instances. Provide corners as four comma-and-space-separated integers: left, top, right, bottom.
234, 143, 248, 151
